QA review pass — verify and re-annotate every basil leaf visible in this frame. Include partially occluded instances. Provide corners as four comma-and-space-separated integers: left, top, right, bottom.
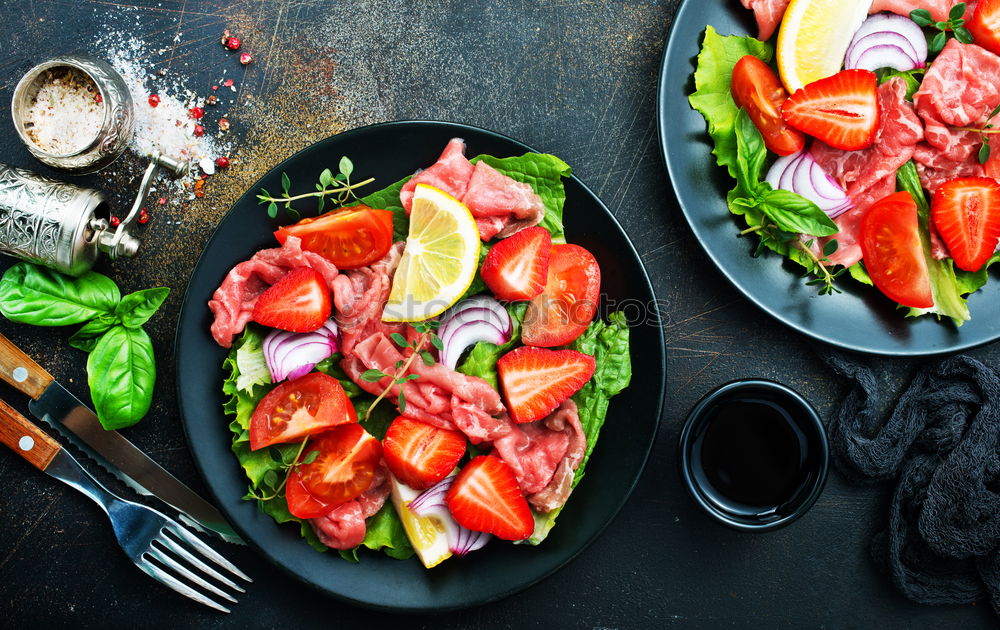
760, 189, 839, 236
0, 262, 120, 326
734, 108, 767, 196
949, 2, 967, 21
68, 314, 119, 352
87, 326, 156, 430
910, 9, 934, 26
115, 287, 170, 328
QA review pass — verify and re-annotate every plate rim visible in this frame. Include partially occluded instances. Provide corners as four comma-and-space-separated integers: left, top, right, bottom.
656, 0, 1000, 357
173, 119, 665, 611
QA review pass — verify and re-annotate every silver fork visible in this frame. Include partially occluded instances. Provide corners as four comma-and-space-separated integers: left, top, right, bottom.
0, 399, 251, 612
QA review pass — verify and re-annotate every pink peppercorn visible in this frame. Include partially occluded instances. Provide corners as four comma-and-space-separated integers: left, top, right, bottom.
148, 94, 160, 107
188, 107, 204, 119
193, 124, 205, 137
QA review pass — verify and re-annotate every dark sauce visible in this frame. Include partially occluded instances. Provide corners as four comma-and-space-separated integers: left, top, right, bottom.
689, 395, 812, 520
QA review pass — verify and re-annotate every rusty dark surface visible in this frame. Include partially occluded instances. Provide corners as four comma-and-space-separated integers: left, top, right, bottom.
0, 1, 996, 628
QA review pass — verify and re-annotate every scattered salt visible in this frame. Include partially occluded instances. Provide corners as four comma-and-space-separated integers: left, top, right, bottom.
199, 156, 215, 175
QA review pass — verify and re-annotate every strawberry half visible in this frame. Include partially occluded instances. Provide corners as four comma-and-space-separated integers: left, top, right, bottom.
480, 226, 551, 301
383, 416, 467, 490
252, 267, 332, 332
497, 346, 596, 424
781, 69, 879, 151
445, 455, 533, 541
931, 177, 1000, 272
968, 0, 1000, 57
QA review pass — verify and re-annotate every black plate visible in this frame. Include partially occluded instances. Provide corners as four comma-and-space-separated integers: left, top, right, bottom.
175, 121, 665, 611
657, 0, 1000, 356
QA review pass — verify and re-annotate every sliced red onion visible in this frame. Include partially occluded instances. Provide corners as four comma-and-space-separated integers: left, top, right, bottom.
845, 14, 927, 71
438, 296, 513, 369
410, 476, 491, 556
262, 319, 339, 382
765, 150, 854, 220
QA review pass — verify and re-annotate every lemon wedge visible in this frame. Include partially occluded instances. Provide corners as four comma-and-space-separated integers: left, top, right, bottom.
776, 0, 872, 93
382, 184, 480, 322
389, 475, 453, 569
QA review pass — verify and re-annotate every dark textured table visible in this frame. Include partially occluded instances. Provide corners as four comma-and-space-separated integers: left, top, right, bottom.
0, 1, 996, 628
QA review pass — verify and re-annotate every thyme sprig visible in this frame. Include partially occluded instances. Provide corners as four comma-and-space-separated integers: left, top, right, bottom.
739, 223, 843, 295
955, 103, 1000, 164
359, 321, 444, 421
246, 437, 320, 502
911, 3, 973, 53
256, 156, 374, 221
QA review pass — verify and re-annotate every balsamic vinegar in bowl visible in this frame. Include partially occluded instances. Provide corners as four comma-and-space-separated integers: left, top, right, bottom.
678, 380, 829, 531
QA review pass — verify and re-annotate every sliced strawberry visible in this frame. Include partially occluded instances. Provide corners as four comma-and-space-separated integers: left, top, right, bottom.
497, 346, 596, 424
252, 267, 331, 332
480, 226, 551, 301
931, 177, 1000, 272
445, 455, 533, 541
968, 0, 1000, 57
781, 69, 879, 151
383, 416, 467, 490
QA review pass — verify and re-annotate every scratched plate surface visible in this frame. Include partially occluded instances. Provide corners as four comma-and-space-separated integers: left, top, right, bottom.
657, 0, 1000, 356
174, 121, 664, 611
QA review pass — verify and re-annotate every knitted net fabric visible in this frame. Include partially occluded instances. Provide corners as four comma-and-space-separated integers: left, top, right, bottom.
820, 349, 1000, 614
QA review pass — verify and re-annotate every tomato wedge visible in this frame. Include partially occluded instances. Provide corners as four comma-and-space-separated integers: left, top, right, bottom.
859, 191, 934, 309
297, 424, 383, 507
730, 55, 805, 156
249, 372, 355, 451
274, 205, 394, 269
285, 468, 334, 519
522, 243, 601, 347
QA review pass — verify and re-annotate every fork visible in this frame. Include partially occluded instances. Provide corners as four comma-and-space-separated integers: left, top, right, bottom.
0, 398, 251, 612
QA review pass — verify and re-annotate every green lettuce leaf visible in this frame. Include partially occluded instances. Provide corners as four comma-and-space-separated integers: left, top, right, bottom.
357, 175, 411, 242
527, 311, 631, 545
955, 252, 1000, 295
472, 153, 572, 242
339, 502, 415, 562
688, 26, 772, 178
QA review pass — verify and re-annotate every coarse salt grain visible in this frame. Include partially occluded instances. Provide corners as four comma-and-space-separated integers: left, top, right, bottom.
199, 156, 215, 175
24, 67, 104, 155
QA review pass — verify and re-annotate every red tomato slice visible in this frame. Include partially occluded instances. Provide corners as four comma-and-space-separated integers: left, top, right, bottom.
274, 205, 394, 269
859, 191, 934, 309
297, 424, 383, 507
731, 55, 806, 156
285, 468, 334, 519
249, 372, 355, 451
522, 243, 601, 347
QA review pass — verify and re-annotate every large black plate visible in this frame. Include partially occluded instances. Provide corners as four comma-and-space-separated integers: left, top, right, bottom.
658, 1, 1000, 356
175, 121, 665, 611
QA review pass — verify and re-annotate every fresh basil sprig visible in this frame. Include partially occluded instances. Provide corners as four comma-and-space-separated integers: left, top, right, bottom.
0, 262, 169, 430
911, 3, 973, 54
728, 109, 844, 294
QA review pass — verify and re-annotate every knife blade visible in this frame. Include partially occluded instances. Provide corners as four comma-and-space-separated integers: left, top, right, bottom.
0, 331, 243, 544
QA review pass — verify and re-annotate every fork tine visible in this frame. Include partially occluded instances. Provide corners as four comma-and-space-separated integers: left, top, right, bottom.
147, 545, 239, 602
166, 523, 252, 582
135, 558, 231, 613
155, 534, 244, 593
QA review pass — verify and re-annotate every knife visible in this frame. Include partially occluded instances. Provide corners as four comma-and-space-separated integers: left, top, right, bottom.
0, 331, 243, 544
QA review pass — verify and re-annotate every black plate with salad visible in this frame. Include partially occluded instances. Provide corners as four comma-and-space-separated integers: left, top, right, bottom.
658, 0, 1000, 356
174, 121, 664, 611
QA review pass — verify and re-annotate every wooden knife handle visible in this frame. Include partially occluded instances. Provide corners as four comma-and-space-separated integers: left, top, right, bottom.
0, 398, 60, 471
0, 332, 54, 399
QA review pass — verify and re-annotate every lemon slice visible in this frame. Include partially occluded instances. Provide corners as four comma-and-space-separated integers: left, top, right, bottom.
389, 475, 453, 569
776, 0, 872, 93
382, 184, 480, 322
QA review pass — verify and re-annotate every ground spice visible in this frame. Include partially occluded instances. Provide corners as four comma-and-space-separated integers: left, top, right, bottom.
24, 67, 104, 155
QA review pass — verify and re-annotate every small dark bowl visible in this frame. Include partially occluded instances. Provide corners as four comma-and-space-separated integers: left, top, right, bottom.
678, 379, 829, 532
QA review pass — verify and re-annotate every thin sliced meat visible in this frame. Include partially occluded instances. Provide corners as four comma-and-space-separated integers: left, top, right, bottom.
869, 0, 975, 21
341, 332, 506, 436
740, 0, 791, 41
208, 235, 339, 348
463, 161, 546, 240
452, 399, 513, 444
309, 463, 390, 550
332, 241, 406, 356
811, 78, 924, 266
492, 399, 585, 511
399, 138, 474, 212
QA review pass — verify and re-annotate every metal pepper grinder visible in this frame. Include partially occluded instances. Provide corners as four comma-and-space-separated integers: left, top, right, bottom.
0, 153, 184, 276
1, 55, 188, 276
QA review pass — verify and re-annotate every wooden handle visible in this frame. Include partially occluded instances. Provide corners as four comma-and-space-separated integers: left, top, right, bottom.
0, 332, 53, 399
0, 398, 61, 471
